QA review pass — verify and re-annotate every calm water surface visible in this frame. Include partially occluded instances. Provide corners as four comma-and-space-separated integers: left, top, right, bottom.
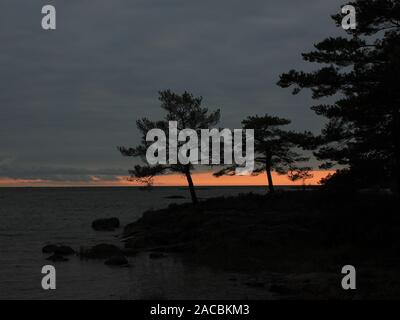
0, 186, 285, 300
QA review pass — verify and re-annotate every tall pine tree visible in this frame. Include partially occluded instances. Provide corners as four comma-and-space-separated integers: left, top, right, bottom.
214, 114, 314, 193
278, 0, 400, 192
119, 90, 220, 204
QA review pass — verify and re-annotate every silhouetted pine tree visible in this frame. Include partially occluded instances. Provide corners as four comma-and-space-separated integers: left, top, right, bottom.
119, 90, 220, 204
215, 114, 315, 193
278, 0, 400, 192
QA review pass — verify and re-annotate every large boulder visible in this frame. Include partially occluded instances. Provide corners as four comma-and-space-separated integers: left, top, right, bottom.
92, 218, 120, 231
80, 243, 122, 259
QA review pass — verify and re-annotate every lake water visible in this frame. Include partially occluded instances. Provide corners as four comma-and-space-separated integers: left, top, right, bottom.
0, 186, 288, 300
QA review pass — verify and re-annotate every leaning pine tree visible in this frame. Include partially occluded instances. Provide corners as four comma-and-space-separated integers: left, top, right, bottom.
278, 0, 400, 192
215, 114, 315, 193
119, 90, 220, 205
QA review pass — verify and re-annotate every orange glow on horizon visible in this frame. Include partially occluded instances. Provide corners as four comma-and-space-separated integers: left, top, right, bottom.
0, 171, 335, 187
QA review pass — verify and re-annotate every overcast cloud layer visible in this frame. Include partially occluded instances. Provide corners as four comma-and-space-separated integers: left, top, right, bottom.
0, 0, 344, 182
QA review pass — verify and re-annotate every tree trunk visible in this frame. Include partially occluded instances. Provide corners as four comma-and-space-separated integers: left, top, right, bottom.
266, 162, 275, 193
184, 167, 198, 205
394, 106, 400, 195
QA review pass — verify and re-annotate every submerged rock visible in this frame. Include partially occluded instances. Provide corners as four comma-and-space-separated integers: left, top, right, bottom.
104, 255, 129, 266
92, 217, 120, 231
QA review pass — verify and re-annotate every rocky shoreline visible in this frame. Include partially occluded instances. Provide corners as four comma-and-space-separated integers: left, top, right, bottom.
119, 191, 400, 298
42, 191, 400, 299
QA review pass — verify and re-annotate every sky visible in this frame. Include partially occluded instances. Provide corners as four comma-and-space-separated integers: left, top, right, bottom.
0, 0, 345, 186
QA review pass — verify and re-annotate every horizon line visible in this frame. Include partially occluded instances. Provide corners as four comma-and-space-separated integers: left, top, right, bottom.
0, 170, 334, 188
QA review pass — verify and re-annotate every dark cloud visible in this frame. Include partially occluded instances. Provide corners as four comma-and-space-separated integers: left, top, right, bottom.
0, 164, 125, 182
0, 0, 344, 182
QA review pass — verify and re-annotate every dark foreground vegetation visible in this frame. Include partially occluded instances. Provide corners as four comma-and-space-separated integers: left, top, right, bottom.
121, 190, 400, 299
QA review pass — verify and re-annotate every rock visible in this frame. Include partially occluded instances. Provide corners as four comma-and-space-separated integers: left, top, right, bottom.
104, 255, 129, 266
80, 244, 122, 259
46, 254, 69, 262
42, 244, 75, 255
42, 244, 59, 254
92, 217, 120, 231
55, 245, 75, 255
